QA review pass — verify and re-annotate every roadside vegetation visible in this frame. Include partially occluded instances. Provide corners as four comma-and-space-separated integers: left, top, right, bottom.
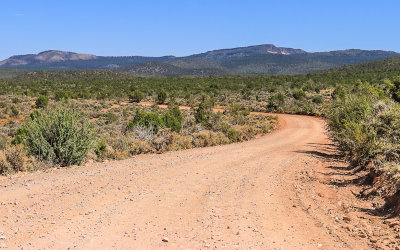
326, 79, 400, 170
324, 77, 400, 213
1, 57, 400, 179
0, 94, 277, 174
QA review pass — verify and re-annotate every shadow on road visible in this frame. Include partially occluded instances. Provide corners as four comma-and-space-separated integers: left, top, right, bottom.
296, 142, 399, 218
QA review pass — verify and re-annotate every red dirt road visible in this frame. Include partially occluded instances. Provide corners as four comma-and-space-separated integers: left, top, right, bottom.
0, 114, 381, 249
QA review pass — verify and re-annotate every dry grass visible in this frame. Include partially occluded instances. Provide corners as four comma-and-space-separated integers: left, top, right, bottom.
0, 145, 35, 175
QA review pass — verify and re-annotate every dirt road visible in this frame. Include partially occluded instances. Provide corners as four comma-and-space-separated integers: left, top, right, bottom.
0, 114, 379, 249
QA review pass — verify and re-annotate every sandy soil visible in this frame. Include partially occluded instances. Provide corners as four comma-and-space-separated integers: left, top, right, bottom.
0, 114, 398, 249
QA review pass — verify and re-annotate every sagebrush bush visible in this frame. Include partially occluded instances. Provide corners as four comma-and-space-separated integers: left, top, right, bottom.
220, 123, 240, 142
129, 139, 152, 155
0, 134, 8, 150
192, 131, 229, 147
0, 152, 11, 174
133, 125, 157, 140
19, 106, 95, 166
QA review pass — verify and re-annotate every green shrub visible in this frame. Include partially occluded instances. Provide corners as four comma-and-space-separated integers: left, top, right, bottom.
19, 106, 94, 166
11, 106, 19, 117
332, 86, 346, 100
312, 96, 323, 104
268, 93, 285, 110
11, 127, 26, 145
292, 89, 306, 100
156, 89, 167, 104
194, 102, 210, 126
11, 98, 21, 104
228, 103, 241, 116
131, 108, 146, 125
104, 112, 118, 124
35, 95, 49, 108
129, 109, 164, 134
126, 120, 136, 131
129, 90, 144, 103
390, 77, 400, 102
325, 81, 395, 166
95, 138, 108, 160
241, 110, 250, 116
169, 106, 183, 123
162, 107, 183, 133
54, 91, 69, 101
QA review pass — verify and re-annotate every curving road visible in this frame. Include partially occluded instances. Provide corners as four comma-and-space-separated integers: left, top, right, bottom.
0, 114, 369, 249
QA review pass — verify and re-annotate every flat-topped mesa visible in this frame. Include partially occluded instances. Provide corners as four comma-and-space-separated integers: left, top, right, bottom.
0, 50, 97, 66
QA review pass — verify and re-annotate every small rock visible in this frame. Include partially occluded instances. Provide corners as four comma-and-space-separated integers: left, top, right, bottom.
390, 221, 400, 228
370, 237, 378, 243
342, 216, 351, 222
317, 243, 323, 248
162, 237, 169, 242
344, 225, 353, 232
0, 236, 4, 240
373, 230, 380, 236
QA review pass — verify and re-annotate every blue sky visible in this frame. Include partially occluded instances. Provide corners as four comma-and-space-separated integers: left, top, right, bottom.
1, 0, 399, 60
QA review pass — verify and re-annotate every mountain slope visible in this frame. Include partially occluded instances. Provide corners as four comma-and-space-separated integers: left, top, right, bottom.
215, 51, 400, 75
187, 44, 307, 60
0, 50, 97, 67
118, 61, 228, 76
325, 55, 400, 74
1, 44, 399, 75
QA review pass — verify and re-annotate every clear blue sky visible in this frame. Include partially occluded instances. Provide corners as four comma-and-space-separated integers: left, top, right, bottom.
1, 0, 399, 60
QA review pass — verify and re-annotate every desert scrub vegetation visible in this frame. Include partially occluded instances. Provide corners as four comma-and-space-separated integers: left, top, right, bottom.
325, 80, 400, 174
3, 64, 399, 174
93, 102, 277, 160
0, 70, 340, 115
0, 144, 35, 175
0, 92, 277, 175
14, 106, 95, 167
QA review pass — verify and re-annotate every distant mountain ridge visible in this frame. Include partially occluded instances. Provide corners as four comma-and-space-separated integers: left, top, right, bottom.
187, 44, 307, 59
0, 50, 97, 67
0, 44, 399, 75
